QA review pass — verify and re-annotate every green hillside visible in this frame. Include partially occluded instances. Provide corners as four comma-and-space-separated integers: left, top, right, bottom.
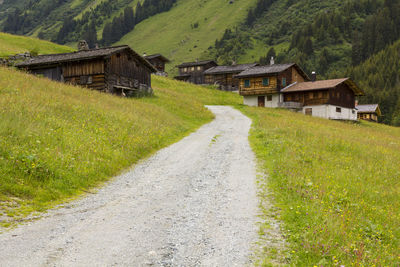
117, 0, 257, 74
241, 106, 400, 266
0, 32, 74, 57
0, 66, 240, 225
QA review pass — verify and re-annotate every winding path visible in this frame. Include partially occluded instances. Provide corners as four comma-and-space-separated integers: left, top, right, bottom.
0, 106, 258, 266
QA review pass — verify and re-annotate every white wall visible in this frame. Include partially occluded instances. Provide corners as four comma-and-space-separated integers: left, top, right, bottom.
243, 96, 258, 107
243, 94, 281, 108
301, 105, 358, 121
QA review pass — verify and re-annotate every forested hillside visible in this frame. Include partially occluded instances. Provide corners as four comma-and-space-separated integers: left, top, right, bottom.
206, 0, 400, 125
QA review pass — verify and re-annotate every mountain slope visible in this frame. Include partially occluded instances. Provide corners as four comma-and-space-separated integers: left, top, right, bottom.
0, 32, 74, 57
117, 0, 257, 74
0, 65, 240, 223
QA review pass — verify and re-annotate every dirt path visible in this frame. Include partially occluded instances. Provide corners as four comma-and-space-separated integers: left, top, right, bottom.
0, 106, 259, 266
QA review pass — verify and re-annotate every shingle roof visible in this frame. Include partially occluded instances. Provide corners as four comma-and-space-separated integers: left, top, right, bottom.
235, 63, 296, 78
281, 78, 365, 96
16, 45, 157, 72
177, 60, 217, 68
144, 54, 170, 62
357, 104, 380, 114
203, 63, 259, 75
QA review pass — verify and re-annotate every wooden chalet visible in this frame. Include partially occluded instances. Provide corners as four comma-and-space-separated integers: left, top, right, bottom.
175, 60, 217, 84
203, 63, 259, 91
144, 54, 170, 76
356, 104, 382, 122
281, 78, 365, 120
16, 44, 157, 97
236, 62, 365, 121
235, 63, 309, 108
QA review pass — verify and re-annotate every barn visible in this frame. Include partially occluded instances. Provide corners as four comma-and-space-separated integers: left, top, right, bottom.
16, 43, 157, 97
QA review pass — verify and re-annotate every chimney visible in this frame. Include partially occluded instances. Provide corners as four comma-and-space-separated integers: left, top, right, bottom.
231, 60, 236, 66
270, 56, 275, 65
143, 52, 147, 57
78, 40, 90, 51
355, 100, 359, 106
311, 71, 317, 82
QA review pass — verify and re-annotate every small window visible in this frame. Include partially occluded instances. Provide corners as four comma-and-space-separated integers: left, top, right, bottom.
191, 67, 195, 71
267, 95, 272, 101
309, 92, 314, 99
323, 91, 328, 98
287, 95, 292, 101
282, 78, 286, 87
263, 78, 270, 86
352, 110, 355, 114
244, 80, 251, 88
183, 67, 187, 72
305, 108, 312, 116
336, 107, 342, 113
313, 92, 318, 98
197, 66, 202, 71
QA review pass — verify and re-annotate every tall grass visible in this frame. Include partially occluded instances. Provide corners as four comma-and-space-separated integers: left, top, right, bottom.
0, 67, 240, 224
0, 32, 74, 57
240, 106, 400, 266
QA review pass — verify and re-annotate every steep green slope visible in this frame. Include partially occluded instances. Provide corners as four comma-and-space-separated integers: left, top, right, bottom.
0, 32, 74, 57
117, 0, 257, 74
0, 66, 240, 225
241, 106, 400, 266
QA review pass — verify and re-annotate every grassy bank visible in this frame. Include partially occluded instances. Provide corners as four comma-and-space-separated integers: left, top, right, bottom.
239, 106, 400, 266
0, 32, 74, 57
0, 67, 240, 225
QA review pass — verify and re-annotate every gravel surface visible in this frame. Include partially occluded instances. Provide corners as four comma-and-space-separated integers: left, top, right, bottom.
0, 106, 258, 267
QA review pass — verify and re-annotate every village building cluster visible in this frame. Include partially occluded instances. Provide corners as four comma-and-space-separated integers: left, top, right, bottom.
174, 58, 381, 122
11, 40, 381, 123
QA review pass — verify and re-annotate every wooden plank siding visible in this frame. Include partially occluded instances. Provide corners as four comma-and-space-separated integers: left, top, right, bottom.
284, 90, 330, 106
62, 60, 104, 77
240, 76, 278, 96
329, 83, 356, 109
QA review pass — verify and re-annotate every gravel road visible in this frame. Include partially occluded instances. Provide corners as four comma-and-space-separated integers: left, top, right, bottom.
0, 106, 259, 267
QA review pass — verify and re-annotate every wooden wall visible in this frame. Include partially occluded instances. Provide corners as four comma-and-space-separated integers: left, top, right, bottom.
284, 90, 329, 106
239, 76, 278, 96
328, 83, 355, 109
204, 73, 240, 91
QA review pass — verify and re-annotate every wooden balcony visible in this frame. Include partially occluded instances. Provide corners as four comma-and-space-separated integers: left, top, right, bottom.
239, 87, 278, 96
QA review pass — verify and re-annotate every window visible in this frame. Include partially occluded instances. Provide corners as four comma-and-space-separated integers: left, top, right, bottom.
197, 66, 202, 71
282, 78, 286, 87
313, 92, 318, 98
309, 92, 314, 99
267, 95, 272, 101
336, 107, 342, 113
305, 108, 312, 116
191, 67, 195, 71
323, 91, 328, 98
352, 109, 355, 114
287, 95, 292, 101
263, 78, 269, 86
244, 79, 251, 88
183, 67, 187, 72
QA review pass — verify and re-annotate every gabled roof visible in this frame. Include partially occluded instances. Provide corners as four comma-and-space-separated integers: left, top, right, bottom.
281, 78, 365, 96
203, 63, 259, 75
16, 45, 157, 72
144, 54, 170, 63
235, 63, 309, 80
357, 104, 381, 116
177, 60, 217, 68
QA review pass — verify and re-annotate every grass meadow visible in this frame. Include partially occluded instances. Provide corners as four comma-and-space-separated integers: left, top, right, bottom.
117, 0, 257, 75
0, 32, 74, 57
240, 106, 400, 266
0, 67, 240, 226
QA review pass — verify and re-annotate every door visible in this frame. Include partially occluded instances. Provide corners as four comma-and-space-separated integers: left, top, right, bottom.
305, 108, 313, 116
258, 96, 265, 107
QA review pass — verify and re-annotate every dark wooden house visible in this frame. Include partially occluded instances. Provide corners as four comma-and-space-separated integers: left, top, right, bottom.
281, 78, 365, 120
144, 54, 170, 76
203, 63, 259, 91
16, 45, 156, 97
356, 104, 382, 122
174, 60, 217, 84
